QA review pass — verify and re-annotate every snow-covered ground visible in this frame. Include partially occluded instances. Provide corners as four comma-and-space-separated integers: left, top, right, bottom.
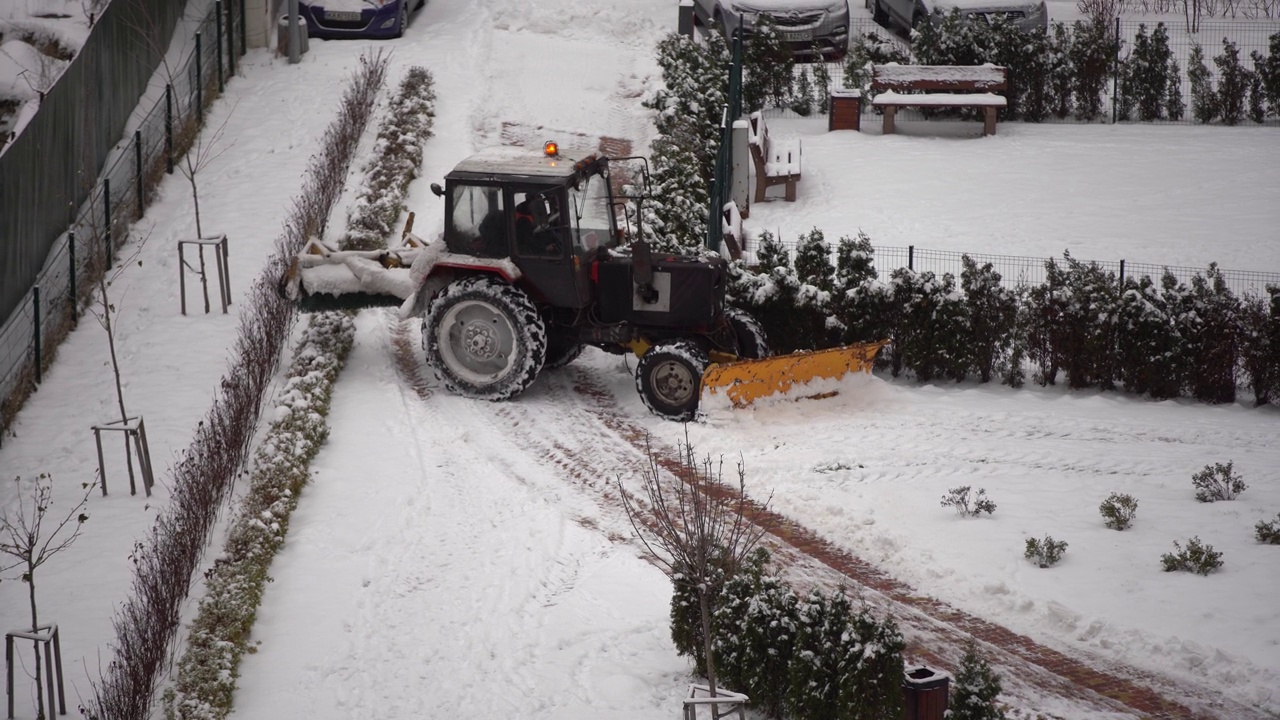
1, 0, 1279, 718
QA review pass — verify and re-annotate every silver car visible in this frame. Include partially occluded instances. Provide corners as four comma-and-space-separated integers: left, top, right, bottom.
871, 0, 1048, 34
692, 0, 852, 60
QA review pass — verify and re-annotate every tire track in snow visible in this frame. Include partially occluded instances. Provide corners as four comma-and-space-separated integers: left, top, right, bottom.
386, 323, 1269, 720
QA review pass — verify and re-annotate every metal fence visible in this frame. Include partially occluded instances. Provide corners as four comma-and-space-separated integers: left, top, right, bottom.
765, 17, 1280, 125
751, 241, 1280, 298
0, 0, 247, 439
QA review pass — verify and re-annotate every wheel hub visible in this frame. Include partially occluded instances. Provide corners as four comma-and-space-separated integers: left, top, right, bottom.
460, 320, 501, 361
655, 362, 695, 404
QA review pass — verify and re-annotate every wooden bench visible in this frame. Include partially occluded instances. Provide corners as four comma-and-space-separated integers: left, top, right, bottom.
870, 64, 1008, 137
747, 111, 801, 203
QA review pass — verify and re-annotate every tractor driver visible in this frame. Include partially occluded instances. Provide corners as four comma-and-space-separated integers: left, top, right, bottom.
514, 194, 561, 257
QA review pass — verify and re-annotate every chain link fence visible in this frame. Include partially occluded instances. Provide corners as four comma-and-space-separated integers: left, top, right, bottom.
765, 16, 1280, 124
1, 0, 247, 442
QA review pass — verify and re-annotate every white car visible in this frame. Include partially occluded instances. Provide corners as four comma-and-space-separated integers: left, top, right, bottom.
871, 0, 1048, 34
692, 0, 852, 60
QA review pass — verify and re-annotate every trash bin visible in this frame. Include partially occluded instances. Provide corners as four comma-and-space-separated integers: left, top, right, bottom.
828, 88, 862, 131
277, 14, 309, 58
903, 665, 950, 720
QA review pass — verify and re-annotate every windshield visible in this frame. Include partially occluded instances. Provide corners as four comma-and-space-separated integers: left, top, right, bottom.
567, 170, 617, 253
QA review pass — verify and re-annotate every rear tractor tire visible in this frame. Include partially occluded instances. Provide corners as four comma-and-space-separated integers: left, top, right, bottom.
423, 276, 547, 401
543, 331, 585, 370
635, 339, 710, 422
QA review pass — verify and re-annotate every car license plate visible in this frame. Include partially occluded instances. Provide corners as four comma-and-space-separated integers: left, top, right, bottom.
325, 10, 362, 21
783, 30, 813, 42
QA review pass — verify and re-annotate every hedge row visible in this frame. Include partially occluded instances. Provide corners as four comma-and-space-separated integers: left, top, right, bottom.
161, 64, 436, 720
83, 52, 389, 720
671, 549, 906, 720
728, 229, 1280, 405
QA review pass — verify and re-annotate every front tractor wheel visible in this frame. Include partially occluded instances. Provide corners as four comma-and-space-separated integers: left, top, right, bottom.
635, 340, 710, 422
423, 276, 547, 401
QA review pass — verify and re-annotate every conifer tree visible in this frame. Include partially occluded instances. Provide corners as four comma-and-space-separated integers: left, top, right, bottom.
1069, 18, 1113, 121
1115, 273, 1185, 398
961, 256, 1017, 383
742, 16, 794, 112
835, 233, 895, 347
1240, 287, 1280, 406
1252, 33, 1280, 119
949, 640, 1007, 720
837, 605, 906, 720
1181, 265, 1241, 403
1214, 38, 1252, 125
1047, 22, 1075, 119
792, 66, 815, 116
786, 591, 839, 719
735, 551, 799, 718
1189, 44, 1219, 123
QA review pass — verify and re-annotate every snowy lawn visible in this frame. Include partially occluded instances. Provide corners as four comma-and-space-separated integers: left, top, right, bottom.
1, 0, 1278, 717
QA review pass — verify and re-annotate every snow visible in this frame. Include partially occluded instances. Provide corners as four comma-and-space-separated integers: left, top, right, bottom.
1, 0, 1279, 719
874, 62, 1007, 85
873, 90, 1008, 106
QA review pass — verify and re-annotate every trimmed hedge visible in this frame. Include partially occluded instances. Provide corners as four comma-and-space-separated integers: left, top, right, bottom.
729, 240, 1280, 406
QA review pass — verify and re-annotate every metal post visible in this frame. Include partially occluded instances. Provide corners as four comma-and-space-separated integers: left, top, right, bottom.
239, 0, 247, 57
33, 287, 42, 384
1112, 16, 1120, 124
165, 85, 174, 174
179, 243, 187, 316
196, 32, 204, 122
227, 0, 236, 77
5, 632, 13, 719
288, 0, 301, 64
68, 232, 77, 319
134, 130, 144, 219
103, 178, 112, 266
1119, 259, 1125, 285
678, 0, 694, 37
216, 1, 224, 93
908, 245, 915, 271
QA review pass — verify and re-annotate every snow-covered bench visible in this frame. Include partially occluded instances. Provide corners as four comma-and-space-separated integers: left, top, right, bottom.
747, 111, 801, 203
870, 64, 1008, 137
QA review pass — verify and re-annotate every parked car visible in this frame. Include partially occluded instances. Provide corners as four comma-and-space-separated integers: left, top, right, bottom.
298, 0, 424, 40
691, 0, 851, 61
870, 0, 1047, 34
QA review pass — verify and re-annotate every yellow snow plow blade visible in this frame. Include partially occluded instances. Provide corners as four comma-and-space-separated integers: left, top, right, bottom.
702, 341, 889, 408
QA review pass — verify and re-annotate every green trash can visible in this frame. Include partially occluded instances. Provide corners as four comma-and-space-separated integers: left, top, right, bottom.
903, 665, 950, 720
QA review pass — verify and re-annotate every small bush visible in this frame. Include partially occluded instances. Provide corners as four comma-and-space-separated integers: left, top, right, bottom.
1024, 536, 1068, 568
941, 486, 996, 517
1256, 513, 1280, 544
1191, 462, 1247, 502
1161, 536, 1224, 575
948, 639, 1007, 720
1099, 492, 1138, 530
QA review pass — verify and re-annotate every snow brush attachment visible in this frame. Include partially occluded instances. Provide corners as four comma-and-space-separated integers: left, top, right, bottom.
701, 341, 889, 409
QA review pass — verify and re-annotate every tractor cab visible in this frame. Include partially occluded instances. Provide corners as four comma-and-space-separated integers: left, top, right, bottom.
434, 143, 622, 309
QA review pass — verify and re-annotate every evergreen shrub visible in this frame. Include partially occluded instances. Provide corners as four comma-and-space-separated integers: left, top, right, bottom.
1161, 536, 1224, 575
1024, 535, 1068, 567
1255, 513, 1280, 544
1099, 492, 1138, 530
1240, 287, 1280, 406
948, 639, 1007, 720
942, 486, 997, 517
1191, 462, 1247, 502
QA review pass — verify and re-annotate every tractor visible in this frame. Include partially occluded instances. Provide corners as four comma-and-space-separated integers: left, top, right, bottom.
280, 142, 881, 420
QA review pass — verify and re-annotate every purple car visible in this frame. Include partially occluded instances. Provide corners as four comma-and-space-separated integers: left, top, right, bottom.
298, 0, 424, 39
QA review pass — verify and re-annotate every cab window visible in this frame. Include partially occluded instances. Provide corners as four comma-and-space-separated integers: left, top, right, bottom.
451, 184, 505, 257
568, 173, 617, 253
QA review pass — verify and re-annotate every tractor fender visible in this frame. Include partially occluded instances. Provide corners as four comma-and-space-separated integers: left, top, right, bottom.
397, 251, 523, 320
